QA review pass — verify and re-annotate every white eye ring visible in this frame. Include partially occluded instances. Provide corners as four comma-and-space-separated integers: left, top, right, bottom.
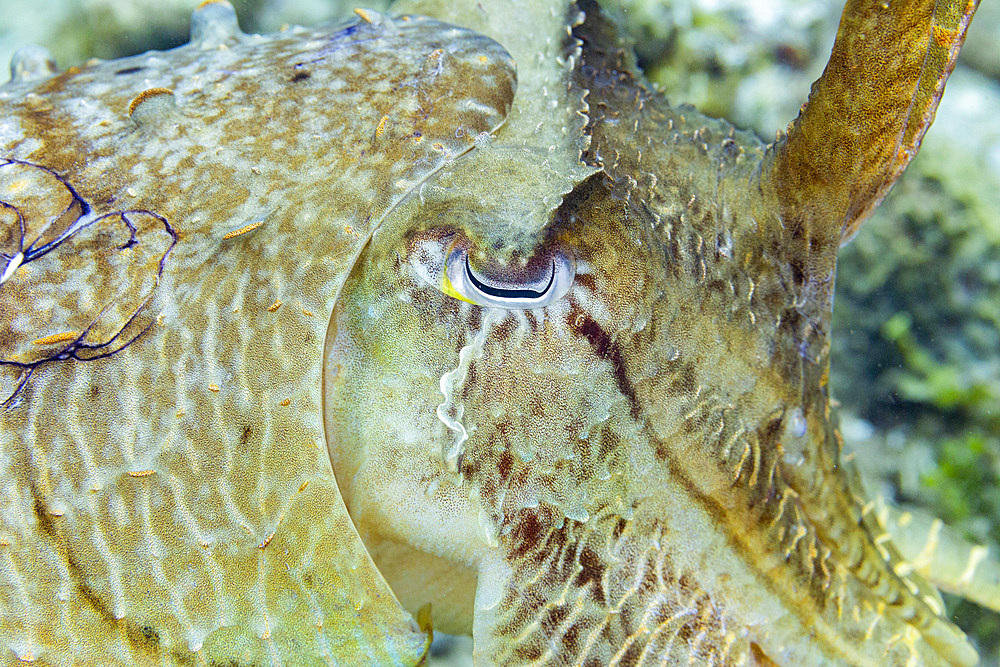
443, 245, 574, 309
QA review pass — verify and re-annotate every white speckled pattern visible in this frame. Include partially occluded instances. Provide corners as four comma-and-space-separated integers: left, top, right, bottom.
0, 2, 513, 663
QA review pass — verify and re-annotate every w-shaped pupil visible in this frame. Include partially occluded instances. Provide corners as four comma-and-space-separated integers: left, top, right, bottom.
464, 255, 556, 300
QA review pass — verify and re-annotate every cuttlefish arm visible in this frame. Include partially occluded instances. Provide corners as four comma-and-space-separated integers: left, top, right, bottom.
770, 0, 979, 247
768, 0, 993, 618
876, 497, 1000, 614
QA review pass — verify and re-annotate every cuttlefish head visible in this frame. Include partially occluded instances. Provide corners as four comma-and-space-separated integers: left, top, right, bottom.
325, 1, 980, 664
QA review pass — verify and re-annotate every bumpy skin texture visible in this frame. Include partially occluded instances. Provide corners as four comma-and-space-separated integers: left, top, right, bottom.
328, 0, 981, 665
0, 3, 513, 663
0, 0, 985, 665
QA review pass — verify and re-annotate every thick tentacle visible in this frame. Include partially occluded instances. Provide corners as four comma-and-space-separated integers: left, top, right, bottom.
876, 497, 1000, 614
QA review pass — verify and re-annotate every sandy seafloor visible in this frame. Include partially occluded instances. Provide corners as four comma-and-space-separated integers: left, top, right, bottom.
0, 0, 998, 664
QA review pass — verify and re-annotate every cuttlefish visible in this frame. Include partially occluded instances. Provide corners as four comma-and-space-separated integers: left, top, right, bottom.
0, 0, 990, 664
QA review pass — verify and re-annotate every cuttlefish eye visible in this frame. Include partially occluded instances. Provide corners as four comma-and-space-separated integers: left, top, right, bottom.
409, 232, 575, 309
444, 243, 575, 309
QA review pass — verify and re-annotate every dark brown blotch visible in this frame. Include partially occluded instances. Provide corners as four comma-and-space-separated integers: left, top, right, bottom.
575, 545, 608, 606
570, 313, 639, 418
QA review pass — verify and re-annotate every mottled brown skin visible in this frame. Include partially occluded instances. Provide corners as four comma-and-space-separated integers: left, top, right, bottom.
328, 1, 982, 665
775, 0, 978, 244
